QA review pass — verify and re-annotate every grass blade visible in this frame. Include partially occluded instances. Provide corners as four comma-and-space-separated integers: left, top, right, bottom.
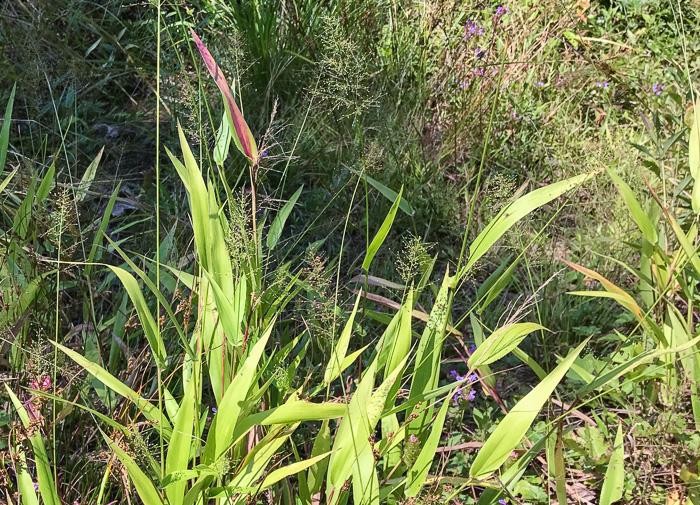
470, 338, 590, 479
362, 186, 403, 271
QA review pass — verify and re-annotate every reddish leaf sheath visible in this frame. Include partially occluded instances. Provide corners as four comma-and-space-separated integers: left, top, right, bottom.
190, 28, 258, 163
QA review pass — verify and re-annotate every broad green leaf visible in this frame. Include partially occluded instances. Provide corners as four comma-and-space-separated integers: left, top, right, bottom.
405, 392, 453, 496
107, 435, 164, 505
106, 266, 166, 368
477, 256, 517, 313
468, 322, 546, 368
204, 321, 273, 463
600, 423, 624, 505
201, 269, 245, 348
576, 334, 700, 396
75, 146, 104, 202
213, 109, 232, 165
307, 420, 331, 495
328, 360, 378, 496
461, 169, 600, 278
408, 269, 452, 436
0, 83, 16, 172
52, 342, 172, 437
165, 357, 200, 505
259, 452, 332, 491
325, 291, 362, 384
362, 186, 403, 271
85, 183, 120, 277
607, 168, 657, 243
362, 173, 414, 215
6, 386, 61, 505
470, 338, 590, 479
15, 447, 39, 505
35, 162, 55, 204
267, 185, 303, 249
690, 98, 700, 179
0, 166, 18, 194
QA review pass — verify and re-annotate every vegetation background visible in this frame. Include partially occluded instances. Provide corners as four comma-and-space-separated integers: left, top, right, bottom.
2, 0, 700, 503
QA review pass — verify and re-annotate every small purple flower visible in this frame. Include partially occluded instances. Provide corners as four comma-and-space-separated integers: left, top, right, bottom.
499, 500, 507, 505
464, 20, 483, 39
596, 81, 602, 87
34, 482, 39, 491
212, 407, 217, 413
460, 80, 469, 88
468, 373, 478, 383
469, 343, 477, 353
653, 83, 666, 96
474, 69, 484, 76
467, 390, 477, 401
535, 81, 544, 87
262, 150, 269, 157
604, 82, 610, 89
495, 6, 509, 16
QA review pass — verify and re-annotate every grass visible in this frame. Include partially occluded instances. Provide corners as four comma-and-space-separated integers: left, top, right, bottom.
2, 0, 700, 504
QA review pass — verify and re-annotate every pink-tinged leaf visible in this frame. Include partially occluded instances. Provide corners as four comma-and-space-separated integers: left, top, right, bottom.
190, 28, 258, 163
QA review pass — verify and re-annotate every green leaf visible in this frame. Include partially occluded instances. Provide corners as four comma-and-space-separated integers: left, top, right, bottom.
52, 342, 172, 437
259, 452, 332, 491
325, 291, 362, 384
405, 392, 453, 496
690, 98, 700, 179
307, 420, 331, 495
607, 168, 657, 243
408, 269, 452, 436
0, 166, 18, 194
470, 338, 590, 479
328, 360, 377, 496
107, 435, 164, 505
460, 170, 600, 279
267, 185, 303, 249
75, 146, 104, 202
468, 322, 546, 368
85, 184, 120, 277
165, 357, 200, 505
0, 83, 16, 172
362, 173, 414, 215
35, 162, 55, 204
600, 423, 624, 505
204, 321, 274, 463
362, 186, 403, 271
213, 109, 232, 166
106, 266, 166, 368
6, 386, 61, 505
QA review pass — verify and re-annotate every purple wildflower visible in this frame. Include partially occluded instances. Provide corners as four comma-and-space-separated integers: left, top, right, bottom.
467, 390, 477, 401
464, 20, 483, 39
653, 83, 666, 96
34, 482, 39, 491
499, 500, 507, 505
474, 68, 484, 76
468, 373, 478, 383
262, 150, 269, 157
469, 343, 477, 353
535, 81, 544, 87
495, 6, 510, 16
212, 407, 217, 413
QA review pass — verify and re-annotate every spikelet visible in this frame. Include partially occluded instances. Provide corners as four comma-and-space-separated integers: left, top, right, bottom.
366, 375, 396, 428
403, 434, 421, 468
